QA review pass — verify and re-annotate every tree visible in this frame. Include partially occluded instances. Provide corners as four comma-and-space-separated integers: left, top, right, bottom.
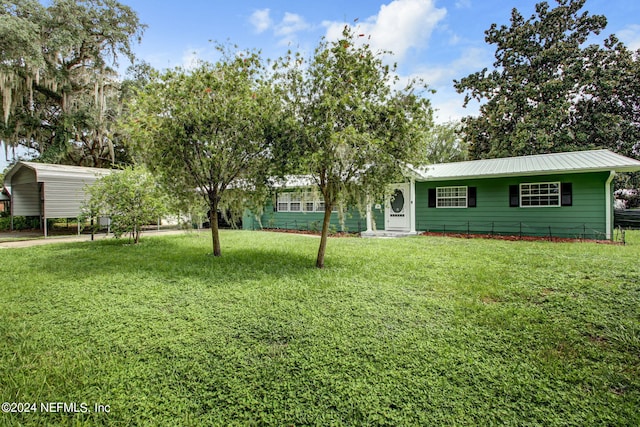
274, 26, 433, 268
83, 166, 165, 244
454, 0, 640, 160
125, 47, 275, 256
425, 121, 468, 164
0, 0, 145, 166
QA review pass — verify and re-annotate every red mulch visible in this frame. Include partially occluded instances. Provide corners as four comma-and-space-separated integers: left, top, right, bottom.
260, 228, 358, 238
420, 231, 620, 244
259, 228, 621, 244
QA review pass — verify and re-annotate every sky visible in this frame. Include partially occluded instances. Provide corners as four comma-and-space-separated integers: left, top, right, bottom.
2, 0, 640, 170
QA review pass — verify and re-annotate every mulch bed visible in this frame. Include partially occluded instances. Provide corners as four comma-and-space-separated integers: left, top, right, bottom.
420, 231, 621, 244
261, 228, 620, 244
260, 228, 359, 238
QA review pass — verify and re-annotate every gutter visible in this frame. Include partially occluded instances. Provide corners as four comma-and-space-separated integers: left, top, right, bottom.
605, 170, 615, 239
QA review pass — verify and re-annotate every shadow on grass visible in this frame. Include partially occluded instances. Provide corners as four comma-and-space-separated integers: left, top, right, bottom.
23, 233, 330, 287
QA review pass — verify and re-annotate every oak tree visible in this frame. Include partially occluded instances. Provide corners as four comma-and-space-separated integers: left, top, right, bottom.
0, 0, 144, 166
454, 0, 640, 160
274, 26, 433, 268
126, 47, 275, 256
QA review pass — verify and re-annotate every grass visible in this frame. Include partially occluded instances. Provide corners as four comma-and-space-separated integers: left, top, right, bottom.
1, 230, 639, 426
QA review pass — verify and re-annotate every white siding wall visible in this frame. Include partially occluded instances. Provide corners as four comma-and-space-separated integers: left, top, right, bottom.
11, 167, 36, 185
12, 182, 40, 216
6, 163, 116, 220
45, 177, 98, 217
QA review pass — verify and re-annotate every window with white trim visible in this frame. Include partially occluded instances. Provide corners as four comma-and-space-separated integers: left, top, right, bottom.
276, 192, 338, 212
520, 182, 560, 207
277, 193, 290, 211
289, 193, 301, 211
436, 186, 468, 208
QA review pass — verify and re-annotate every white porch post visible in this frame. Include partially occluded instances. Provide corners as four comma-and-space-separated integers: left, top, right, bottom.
410, 178, 416, 233
365, 197, 373, 233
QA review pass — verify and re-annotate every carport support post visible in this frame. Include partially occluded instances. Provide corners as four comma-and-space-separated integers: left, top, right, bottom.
44, 216, 48, 238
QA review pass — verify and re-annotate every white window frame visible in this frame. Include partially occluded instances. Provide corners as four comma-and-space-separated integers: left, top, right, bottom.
436, 186, 468, 208
304, 201, 315, 212
276, 192, 337, 213
277, 193, 291, 212
520, 182, 560, 207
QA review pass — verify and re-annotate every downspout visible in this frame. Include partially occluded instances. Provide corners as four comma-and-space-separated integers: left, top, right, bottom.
365, 197, 373, 233
410, 178, 416, 234
605, 170, 615, 240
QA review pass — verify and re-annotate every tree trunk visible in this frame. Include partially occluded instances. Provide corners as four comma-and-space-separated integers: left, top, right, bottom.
315, 202, 333, 269
210, 202, 222, 257
134, 224, 140, 244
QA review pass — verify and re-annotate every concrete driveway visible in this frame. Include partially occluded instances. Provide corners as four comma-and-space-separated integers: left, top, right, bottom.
0, 228, 200, 248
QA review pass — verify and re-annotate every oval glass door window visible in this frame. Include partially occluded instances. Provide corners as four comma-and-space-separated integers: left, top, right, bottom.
391, 189, 404, 213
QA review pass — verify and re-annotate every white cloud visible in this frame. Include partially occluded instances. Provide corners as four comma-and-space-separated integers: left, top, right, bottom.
275, 12, 311, 37
455, 0, 471, 9
401, 47, 489, 88
323, 0, 447, 60
432, 92, 479, 123
618, 24, 640, 51
181, 48, 203, 70
250, 9, 272, 34
393, 46, 491, 122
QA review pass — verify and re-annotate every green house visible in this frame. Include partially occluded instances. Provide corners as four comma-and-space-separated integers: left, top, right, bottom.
243, 149, 640, 240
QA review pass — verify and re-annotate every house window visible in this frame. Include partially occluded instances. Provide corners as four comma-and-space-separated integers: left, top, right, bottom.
315, 201, 338, 212
276, 192, 338, 212
520, 182, 560, 207
289, 193, 301, 211
277, 193, 290, 211
436, 186, 468, 208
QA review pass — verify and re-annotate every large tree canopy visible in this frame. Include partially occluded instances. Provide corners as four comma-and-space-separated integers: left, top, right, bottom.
126, 47, 276, 256
0, 0, 144, 166
425, 121, 468, 164
454, 0, 640, 160
274, 26, 433, 268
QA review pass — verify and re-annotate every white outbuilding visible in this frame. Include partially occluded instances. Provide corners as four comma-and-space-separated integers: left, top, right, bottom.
3, 162, 115, 236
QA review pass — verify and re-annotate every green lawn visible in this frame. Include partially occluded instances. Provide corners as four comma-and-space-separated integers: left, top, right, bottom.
1, 231, 639, 426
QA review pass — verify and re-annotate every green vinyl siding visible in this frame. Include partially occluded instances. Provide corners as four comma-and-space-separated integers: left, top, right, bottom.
415, 172, 611, 239
243, 198, 378, 233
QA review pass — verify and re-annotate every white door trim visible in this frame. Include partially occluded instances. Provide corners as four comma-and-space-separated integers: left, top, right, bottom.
385, 183, 411, 231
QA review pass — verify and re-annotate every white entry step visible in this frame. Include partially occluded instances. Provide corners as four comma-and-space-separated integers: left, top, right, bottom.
361, 230, 419, 238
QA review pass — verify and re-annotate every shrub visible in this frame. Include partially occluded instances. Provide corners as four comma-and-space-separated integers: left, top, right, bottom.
615, 188, 640, 209
0, 216, 40, 231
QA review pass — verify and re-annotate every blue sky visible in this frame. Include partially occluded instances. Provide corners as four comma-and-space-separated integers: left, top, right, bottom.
2, 0, 640, 170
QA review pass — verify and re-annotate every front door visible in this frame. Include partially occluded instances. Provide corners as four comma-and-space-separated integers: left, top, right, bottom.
386, 183, 411, 231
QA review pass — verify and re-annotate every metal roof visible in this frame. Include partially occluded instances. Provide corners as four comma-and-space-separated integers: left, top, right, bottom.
408, 149, 640, 181
269, 175, 317, 189
4, 161, 115, 184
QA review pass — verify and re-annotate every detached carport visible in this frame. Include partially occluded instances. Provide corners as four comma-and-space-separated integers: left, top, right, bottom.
3, 162, 114, 237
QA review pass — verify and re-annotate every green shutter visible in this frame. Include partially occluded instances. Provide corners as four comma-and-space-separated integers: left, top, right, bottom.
428, 188, 436, 208
509, 185, 519, 207
561, 183, 572, 206
468, 187, 477, 207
